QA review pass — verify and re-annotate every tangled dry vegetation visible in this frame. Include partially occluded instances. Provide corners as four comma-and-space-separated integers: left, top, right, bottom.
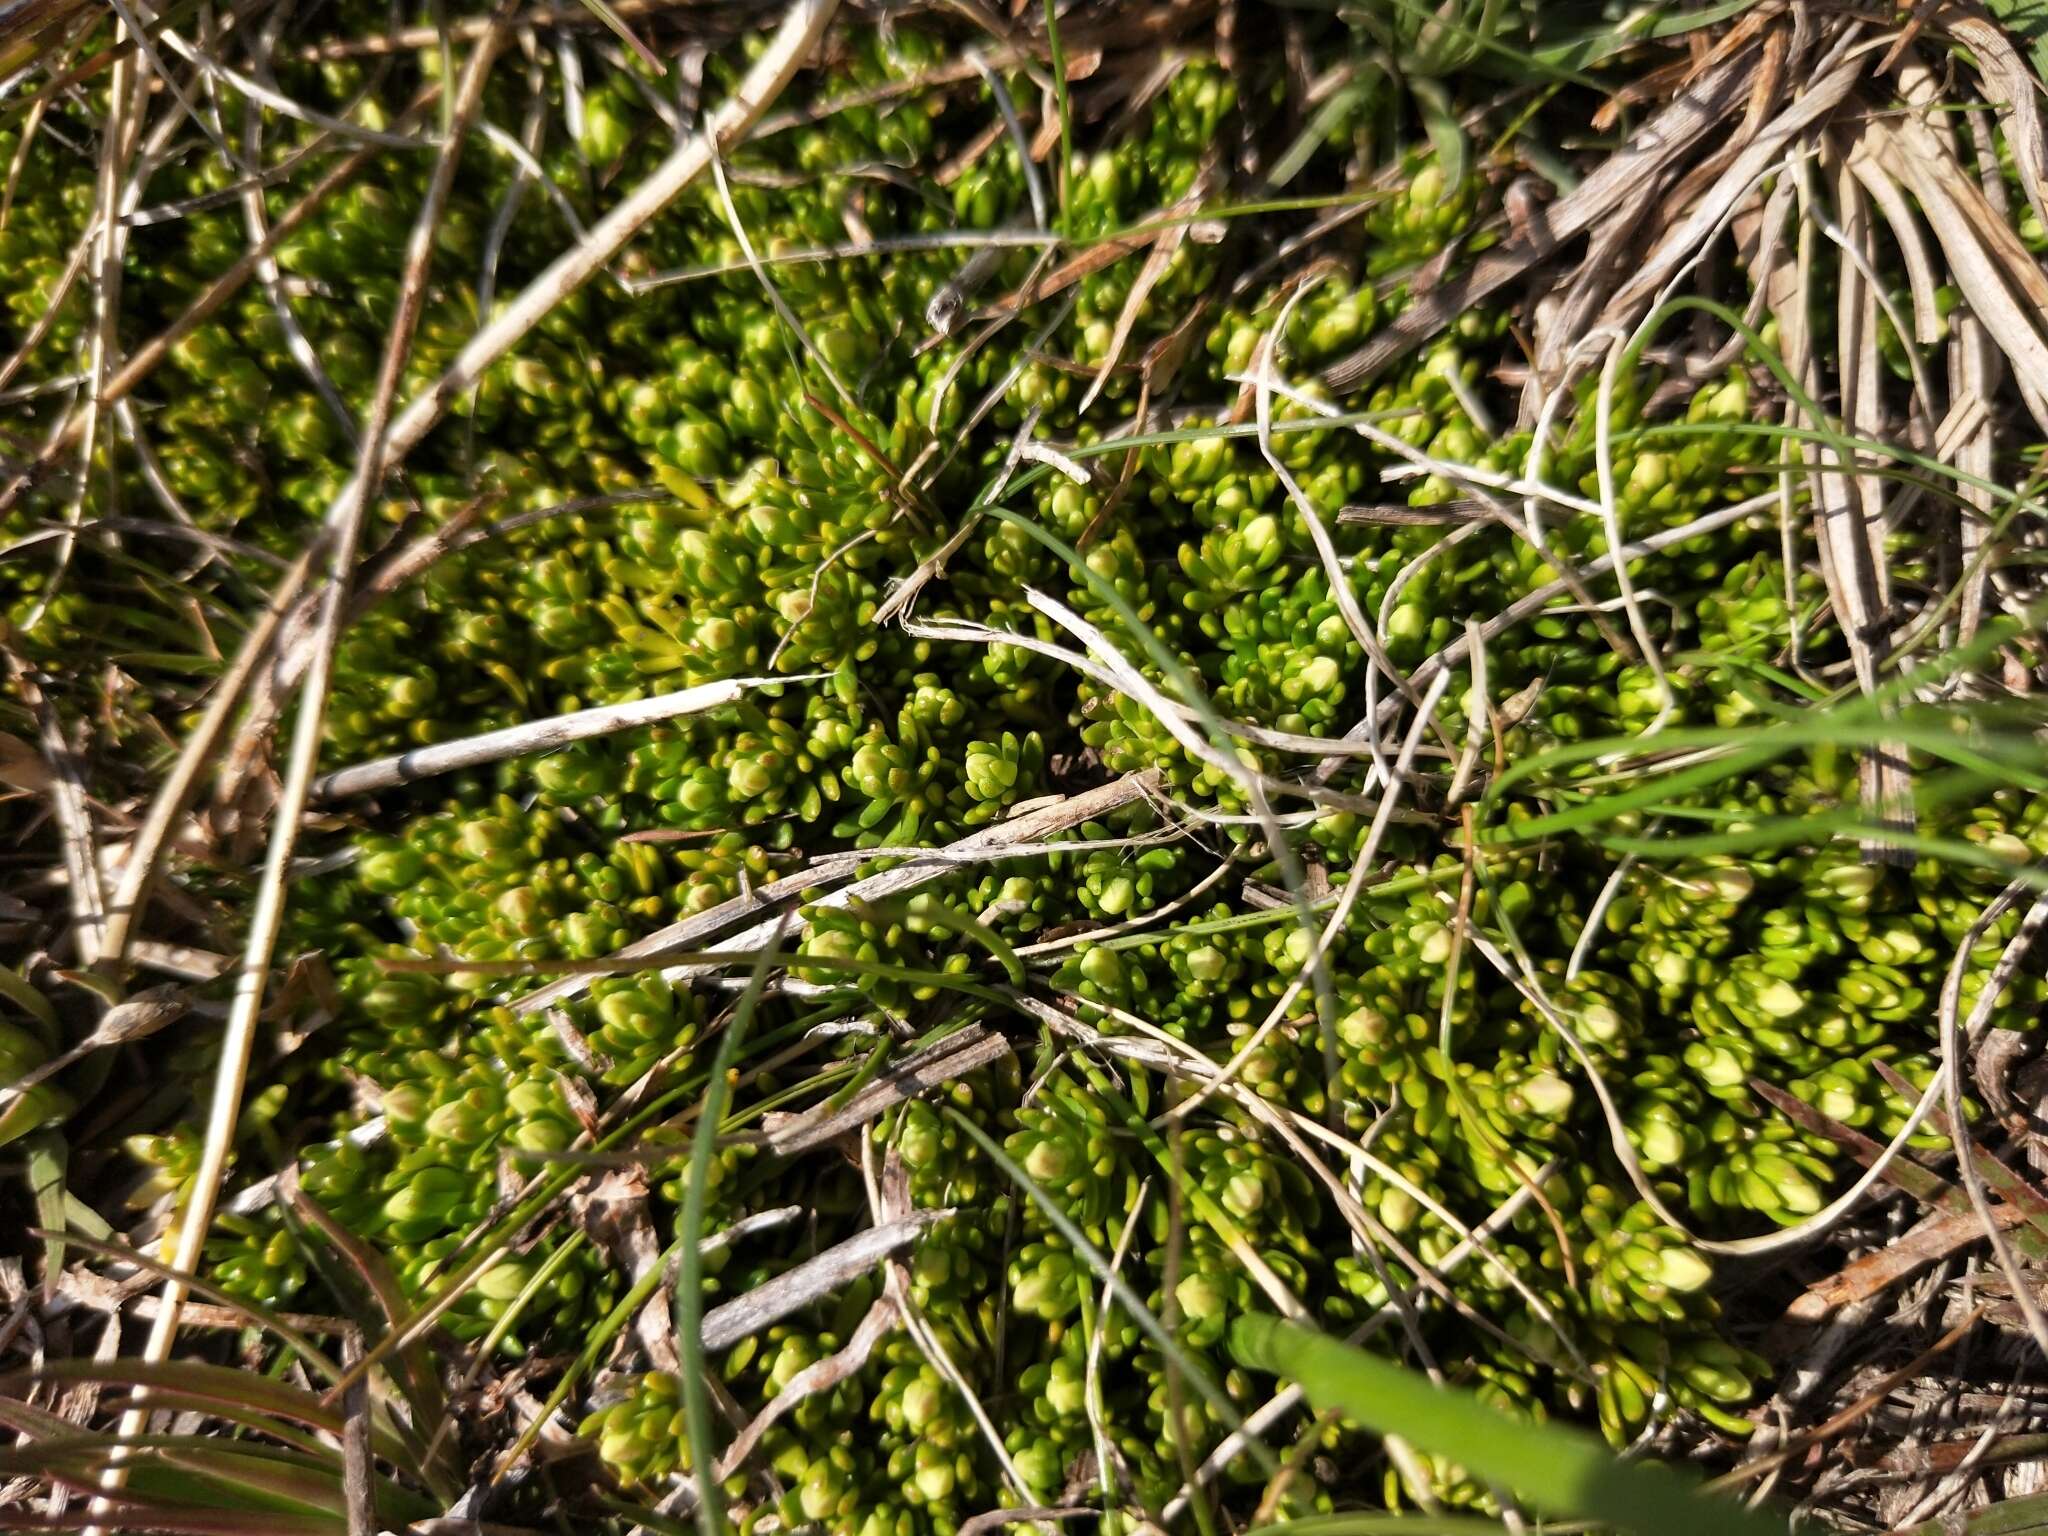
3, 0, 2048, 1533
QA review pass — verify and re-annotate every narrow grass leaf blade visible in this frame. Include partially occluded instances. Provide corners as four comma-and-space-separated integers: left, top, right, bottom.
1891, 1489, 2048, 1536
0, 1361, 410, 1466
23, 1132, 67, 1283
3, 1439, 349, 1518
0, 1510, 346, 1535
947, 1107, 1278, 1477
1229, 1316, 1785, 1536
680, 920, 786, 1536
1246, 1518, 1509, 1536
0, 961, 58, 1034
282, 1183, 448, 1455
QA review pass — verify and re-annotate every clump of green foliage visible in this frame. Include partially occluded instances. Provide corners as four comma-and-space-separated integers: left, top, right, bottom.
3, 5, 2045, 1534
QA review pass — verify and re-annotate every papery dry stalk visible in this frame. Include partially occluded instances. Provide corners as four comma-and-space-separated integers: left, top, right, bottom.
761, 1026, 1012, 1155
16, 672, 105, 964
340, 1331, 374, 1536
1865, 68, 2048, 430
1819, 149, 1915, 860
579, 1169, 679, 1376
510, 769, 1157, 1016
1597, 49, 1859, 333
234, 0, 839, 746
711, 1296, 900, 1481
697, 1213, 947, 1353
1930, 888, 2048, 1366
310, 676, 808, 800
96, 546, 318, 971
1935, 5, 2048, 237
1320, 46, 1758, 392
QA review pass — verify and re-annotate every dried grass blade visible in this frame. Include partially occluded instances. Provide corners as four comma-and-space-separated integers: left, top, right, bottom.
1599, 54, 1859, 328
310, 676, 801, 800
698, 1214, 947, 1353
762, 1026, 1011, 1155
1861, 102, 2048, 430
712, 1297, 899, 1479
98, 30, 508, 1519
1820, 153, 1913, 859
1939, 7, 2048, 237
1075, 158, 1217, 414
97, 547, 319, 970
510, 770, 1156, 1016
1321, 47, 1757, 390
280, 1175, 448, 1446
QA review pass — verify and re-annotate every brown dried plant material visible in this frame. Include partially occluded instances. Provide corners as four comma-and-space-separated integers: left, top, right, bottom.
1320, 47, 1759, 392
1782, 1209, 2029, 1323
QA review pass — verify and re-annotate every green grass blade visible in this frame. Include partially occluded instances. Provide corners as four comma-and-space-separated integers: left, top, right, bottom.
1, 1360, 347, 1440
0, 961, 58, 1036
679, 920, 787, 1536
945, 1107, 1279, 1479
0, 1507, 342, 1535
22, 1133, 67, 1285
1044, 0, 1073, 234
851, 893, 1025, 985
496, 1237, 682, 1476
282, 1187, 447, 1464
1245, 1517, 1509, 1536
1230, 1316, 1785, 1536
1893, 1489, 2048, 1536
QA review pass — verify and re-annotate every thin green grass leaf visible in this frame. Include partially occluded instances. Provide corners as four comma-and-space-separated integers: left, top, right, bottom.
1409, 76, 1467, 189
680, 919, 786, 1536
1268, 81, 1373, 188
23, 1132, 67, 1284
328, 1005, 852, 1403
496, 1235, 682, 1477
282, 1185, 447, 1442
0, 1508, 345, 1535
945, 1107, 1280, 1479
851, 893, 1026, 985
1245, 1517, 1510, 1536
0, 1431, 428, 1523
1894, 1489, 2048, 1536
1601, 819, 2048, 888
0, 961, 58, 1033
1044, 0, 1073, 234
578, 0, 665, 74
1230, 1316, 1785, 1536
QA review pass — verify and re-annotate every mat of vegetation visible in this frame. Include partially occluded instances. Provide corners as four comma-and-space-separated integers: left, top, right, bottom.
2, 2, 2047, 1533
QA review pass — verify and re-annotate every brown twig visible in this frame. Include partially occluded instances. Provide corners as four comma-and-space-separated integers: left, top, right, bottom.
1713, 1306, 1987, 1491
1780, 1207, 2028, 1324
508, 769, 1157, 1016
